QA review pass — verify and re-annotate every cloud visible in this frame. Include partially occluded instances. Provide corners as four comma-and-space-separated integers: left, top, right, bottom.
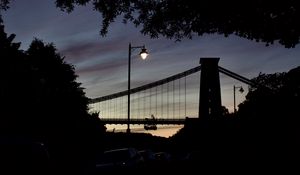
78, 59, 124, 75
61, 37, 128, 64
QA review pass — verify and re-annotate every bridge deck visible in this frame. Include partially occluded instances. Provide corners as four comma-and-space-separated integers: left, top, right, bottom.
100, 118, 186, 125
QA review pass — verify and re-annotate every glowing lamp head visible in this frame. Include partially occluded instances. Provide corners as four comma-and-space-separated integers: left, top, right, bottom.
140, 48, 148, 60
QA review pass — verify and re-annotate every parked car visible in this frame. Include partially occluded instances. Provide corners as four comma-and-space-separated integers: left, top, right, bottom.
154, 152, 171, 162
96, 147, 144, 172
139, 149, 156, 163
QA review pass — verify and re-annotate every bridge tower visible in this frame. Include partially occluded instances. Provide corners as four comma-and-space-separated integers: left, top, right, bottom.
199, 58, 222, 120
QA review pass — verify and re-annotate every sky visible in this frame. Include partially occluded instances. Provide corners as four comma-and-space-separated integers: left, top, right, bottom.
2, 0, 300, 137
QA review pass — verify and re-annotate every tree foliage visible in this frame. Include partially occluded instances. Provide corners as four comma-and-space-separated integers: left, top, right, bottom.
1, 0, 299, 47
236, 67, 300, 162
0, 0, 9, 10
0, 23, 106, 172
238, 67, 300, 135
26, 39, 89, 121
0, 26, 87, 135
0, 22, 107, 136
0, 24, 26, 130
55, 0, 300, 48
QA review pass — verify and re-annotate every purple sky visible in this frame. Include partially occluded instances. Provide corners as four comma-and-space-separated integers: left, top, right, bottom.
2, 0, 300, 136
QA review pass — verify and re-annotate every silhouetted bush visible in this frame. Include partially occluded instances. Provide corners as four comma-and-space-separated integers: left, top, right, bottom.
0, 24, 106, 174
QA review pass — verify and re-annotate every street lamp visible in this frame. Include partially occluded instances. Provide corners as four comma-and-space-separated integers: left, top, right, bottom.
127, 43, 149, 133
233, 85, 244, 114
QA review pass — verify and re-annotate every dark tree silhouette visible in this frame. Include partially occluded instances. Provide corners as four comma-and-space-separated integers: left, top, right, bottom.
0, 24, 26, 133
26, 39, 89, 124
237, 67, 300, 167
56, 0, 300, 48
1, 1, 299, 47
238, 67, 300, 139
238, 68, 300, 122
0, 24, 106, 173
0, 0, 9, 10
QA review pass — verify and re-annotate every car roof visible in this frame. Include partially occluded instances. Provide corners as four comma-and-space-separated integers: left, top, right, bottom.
104, 147, 135, 153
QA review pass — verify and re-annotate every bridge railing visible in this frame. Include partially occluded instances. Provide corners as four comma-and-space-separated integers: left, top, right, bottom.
99, 118, 186, 125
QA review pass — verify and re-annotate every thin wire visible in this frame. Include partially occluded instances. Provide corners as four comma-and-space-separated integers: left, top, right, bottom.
167, 82, 169, 119
173, 80, 175, 119
155, 86, 158, 117
104, 102, 106, 118
185, 75, 187, 118
179, 78, 181, 118
121, 96, 123, 119
118, 97, 120, 119
115, 99, 117, 118
109, 99, 111, 118
131, 94, 134, 119
133, 94, 135, 119
161, 84, 163, 118
99, 102, 101, 115
118, 98, 119, 118
102, 102, 104, 117
113, 99, 114, 118
98, 102, 101, 116
150, 88, 152, 116
114, 99, 116, 119
138, 91, 140, 119
116, 98, 118, 118
143, 90, 146, 119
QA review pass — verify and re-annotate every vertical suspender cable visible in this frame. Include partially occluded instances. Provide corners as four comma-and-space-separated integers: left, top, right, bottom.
167, 82, 169, 118
99, 102, 101, 117
150, 88, 152, 116
107, 101, 109, 118
173, 80, 175, 119
185, 75, 187, 118
115, 98, 118, 119
104, 101, 106, 118
138, 91, 140, 119
99, 102, 101, 116
113, 99, 115, 119
113, 99, 115, 118
112, 99, 114, 119
109, 99, 111, 118
134, 94, 136, 119
179, 78, 181, 118
118, 97, 120, 119
121, 96, 123, 119
143, 90, 146, 119
155, 86, 158, 117
161, 84, 163, 118
115, 99, 117, 118
118, 97, 122, 118
132, 94, 134, 119
99, 102, 101, 115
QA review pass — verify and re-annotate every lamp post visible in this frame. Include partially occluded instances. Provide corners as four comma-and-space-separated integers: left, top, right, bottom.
233, 85, 244, 114
127, 43, 148, 133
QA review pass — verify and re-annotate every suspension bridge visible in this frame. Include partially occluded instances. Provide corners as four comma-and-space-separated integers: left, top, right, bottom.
88, 58, 255, 130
